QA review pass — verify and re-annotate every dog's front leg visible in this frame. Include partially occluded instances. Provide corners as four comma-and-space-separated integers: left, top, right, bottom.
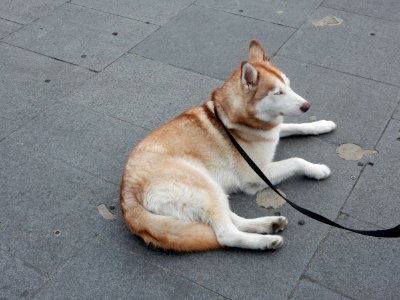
262, 158, 331, 185
280, 121, 336, 137
263, 157, 331, 184
242, 158, 331, 195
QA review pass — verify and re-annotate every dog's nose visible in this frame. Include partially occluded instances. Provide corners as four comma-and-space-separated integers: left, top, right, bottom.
300, 102, 310, 113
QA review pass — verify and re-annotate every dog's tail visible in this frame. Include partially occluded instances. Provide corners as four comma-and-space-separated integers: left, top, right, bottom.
120, 184, 222, 252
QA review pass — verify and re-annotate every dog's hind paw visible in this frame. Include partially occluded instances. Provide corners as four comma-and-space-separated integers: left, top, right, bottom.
259, 235, 284, 250
268, 236, 284, 250
305, 163, 331, 180
269, 216, 288, 233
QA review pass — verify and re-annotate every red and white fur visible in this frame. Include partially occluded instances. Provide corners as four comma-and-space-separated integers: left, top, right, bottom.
120, 40, 336, 252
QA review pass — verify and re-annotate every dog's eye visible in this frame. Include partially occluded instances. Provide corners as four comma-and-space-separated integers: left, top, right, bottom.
274, 91, 284, 95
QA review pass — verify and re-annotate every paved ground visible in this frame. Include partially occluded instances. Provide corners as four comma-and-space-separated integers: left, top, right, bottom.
1, 0, 399, 299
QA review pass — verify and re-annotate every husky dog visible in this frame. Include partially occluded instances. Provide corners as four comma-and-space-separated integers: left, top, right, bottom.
120, 40, 336, 251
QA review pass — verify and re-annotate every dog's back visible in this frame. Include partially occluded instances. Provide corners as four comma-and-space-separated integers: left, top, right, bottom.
120, 103, 231, 251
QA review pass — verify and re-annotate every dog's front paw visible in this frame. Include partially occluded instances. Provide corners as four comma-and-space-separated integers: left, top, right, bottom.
305, 163, 331, 180
311, 120, 337, 135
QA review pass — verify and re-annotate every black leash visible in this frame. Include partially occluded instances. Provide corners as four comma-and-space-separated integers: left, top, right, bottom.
214, 107, 400, 238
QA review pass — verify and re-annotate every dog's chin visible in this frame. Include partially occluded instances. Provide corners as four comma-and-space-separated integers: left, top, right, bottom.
257, 109, 304, 121
257, 111, 281, 122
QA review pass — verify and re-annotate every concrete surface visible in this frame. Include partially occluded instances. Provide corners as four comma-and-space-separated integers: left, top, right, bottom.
0, 1, 399, 299
132, 5, 294, 80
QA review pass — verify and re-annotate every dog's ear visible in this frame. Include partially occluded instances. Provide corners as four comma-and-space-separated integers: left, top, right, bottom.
248, 40, 269, 62
241, 62, 258, 88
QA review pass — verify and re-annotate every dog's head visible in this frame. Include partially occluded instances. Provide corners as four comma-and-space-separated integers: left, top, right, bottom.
215, 40, 309, 128
242, 40, 309, 119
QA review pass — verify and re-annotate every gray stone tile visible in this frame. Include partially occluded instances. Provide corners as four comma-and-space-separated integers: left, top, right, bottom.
4, 4, 158, 71
279, 7, 400, 86
0, 18, 21, 39
132, 5, 295, 80
0, 117, 22, 141
113, 138, 361, 299
9, 102, 149, 184
116, 218, 327, 300
0, 139, 117, 275
0, 0, 66, 24
342, 119, 400, 228
291, 279, 350, 300
196, 0, 323, 28
72, 0, 195, 26
322, 0, 400, 23
0, 250, 46, 299
393, 101, 400, 120
34, 225, 224, 300
65, 53, 222, 130
271, 56, 400, 148
0, 42, 93, 122
306, 216, 400, 300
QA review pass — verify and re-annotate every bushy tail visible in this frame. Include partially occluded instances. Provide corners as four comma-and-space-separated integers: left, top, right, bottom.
120, 189, 221, 252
